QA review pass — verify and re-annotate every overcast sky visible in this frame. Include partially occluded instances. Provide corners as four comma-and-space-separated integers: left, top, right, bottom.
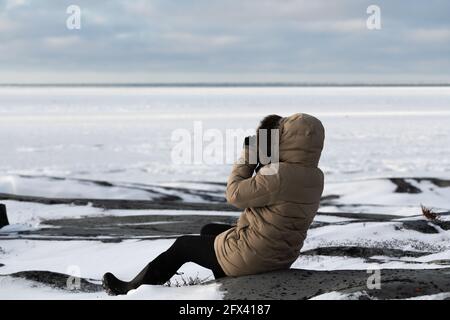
1, 0, 449, 84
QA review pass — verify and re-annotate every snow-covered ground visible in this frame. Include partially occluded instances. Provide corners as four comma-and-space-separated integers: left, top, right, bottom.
1, 86, 450, 299
1, 177, 449, 299
0, 275, 223, 300
0, 237, 223, 300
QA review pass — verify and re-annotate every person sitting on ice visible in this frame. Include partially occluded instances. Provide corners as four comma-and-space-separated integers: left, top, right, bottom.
102, 113, 325, 295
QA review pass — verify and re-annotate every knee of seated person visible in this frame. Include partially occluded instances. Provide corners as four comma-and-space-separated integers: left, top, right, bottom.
200, 224, 214, 235
172, 235, 192, 249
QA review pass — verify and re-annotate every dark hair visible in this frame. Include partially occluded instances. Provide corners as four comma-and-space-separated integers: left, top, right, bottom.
257, 114, 282, 131
257, 114, 282, 161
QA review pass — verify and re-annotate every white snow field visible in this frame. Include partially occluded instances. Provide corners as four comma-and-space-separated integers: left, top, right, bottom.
1, 86, 450, 184
1, 86, 450, 299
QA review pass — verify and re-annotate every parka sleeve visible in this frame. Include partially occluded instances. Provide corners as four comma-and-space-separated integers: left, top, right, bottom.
226, 146, 280, 209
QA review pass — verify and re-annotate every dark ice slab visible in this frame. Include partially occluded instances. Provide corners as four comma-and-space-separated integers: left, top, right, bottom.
214, 268, 450, 300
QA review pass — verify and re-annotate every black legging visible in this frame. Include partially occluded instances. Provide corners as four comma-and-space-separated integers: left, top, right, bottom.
103, 223, 233, 295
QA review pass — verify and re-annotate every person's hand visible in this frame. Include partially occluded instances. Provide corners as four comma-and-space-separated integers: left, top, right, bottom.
242, 135, 258, 166
243, 135, 256, 147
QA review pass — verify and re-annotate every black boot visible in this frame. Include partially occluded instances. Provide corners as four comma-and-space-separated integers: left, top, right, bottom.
102, 241, 187, 295
102, 272, 132, 296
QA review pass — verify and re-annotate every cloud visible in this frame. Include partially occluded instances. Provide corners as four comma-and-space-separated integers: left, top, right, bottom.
409, 28, 450, 43
43, 36, 82, 49
120, 0, 154, 17
0, 17, 16, 31
299, 18, 366, 33
4, 0, 27, 10
0, 0, 449, 83
161, 32, 241, 51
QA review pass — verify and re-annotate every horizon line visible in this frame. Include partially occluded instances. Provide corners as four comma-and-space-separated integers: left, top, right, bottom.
1, 82, 450, 88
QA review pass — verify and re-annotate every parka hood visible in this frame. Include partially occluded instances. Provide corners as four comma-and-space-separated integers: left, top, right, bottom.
277, 113, 324, 167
